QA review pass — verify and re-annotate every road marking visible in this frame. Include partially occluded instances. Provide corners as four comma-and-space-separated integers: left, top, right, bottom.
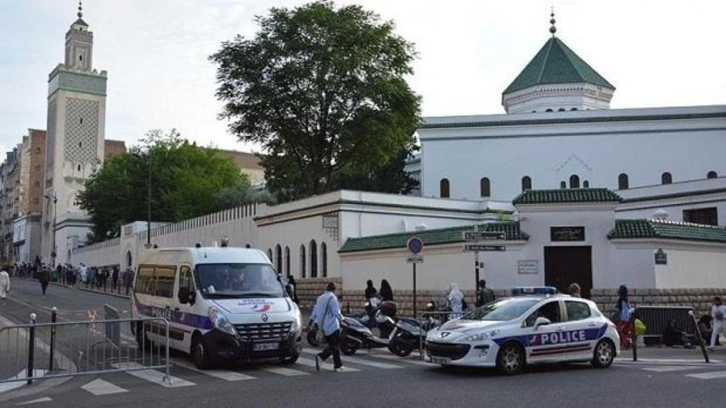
171, 359, 256, 381
112, 363, 195, 387
364, 352, 432, 367
641, 366, 703, 373
685, 371, 726, 380
81, 378, 129, 395
296, 357, 360, 372
16, 397, 53, 405
302, 349, 402, 369
616, 357, 721, 364
262, 367, 309, 376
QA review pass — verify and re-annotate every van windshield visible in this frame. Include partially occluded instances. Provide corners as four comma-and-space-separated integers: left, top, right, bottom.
196, 263, 284, 298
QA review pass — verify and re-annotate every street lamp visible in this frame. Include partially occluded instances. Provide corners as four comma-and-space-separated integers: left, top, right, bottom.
44, 192, 57, 266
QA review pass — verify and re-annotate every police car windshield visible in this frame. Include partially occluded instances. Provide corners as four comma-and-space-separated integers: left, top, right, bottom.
196, 263, 284, 298
462, 298, 541, 321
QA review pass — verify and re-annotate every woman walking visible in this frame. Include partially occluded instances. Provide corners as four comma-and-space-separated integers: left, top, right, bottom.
616, 285, 632, 348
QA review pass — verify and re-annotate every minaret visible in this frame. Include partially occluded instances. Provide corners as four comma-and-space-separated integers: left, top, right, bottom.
43, 0, 108, 265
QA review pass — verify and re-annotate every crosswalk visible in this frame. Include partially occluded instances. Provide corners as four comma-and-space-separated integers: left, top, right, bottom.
635, 364, 726, 381
72, 348, 429, 396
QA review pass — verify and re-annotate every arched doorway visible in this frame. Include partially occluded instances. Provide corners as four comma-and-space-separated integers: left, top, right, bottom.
126, 250, 133, 269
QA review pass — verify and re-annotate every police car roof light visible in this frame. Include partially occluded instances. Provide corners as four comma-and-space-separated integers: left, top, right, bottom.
510, 286, 558, 296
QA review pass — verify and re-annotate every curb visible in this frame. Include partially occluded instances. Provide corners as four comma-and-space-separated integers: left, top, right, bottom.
76, 287, 130, 300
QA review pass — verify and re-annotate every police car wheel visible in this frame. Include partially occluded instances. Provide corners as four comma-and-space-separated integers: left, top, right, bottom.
591, 340, 615, 368
497, 342, 525, 375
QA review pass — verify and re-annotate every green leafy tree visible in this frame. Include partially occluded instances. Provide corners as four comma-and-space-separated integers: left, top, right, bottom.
77, 129, 248, 243
210, 1, 421, 201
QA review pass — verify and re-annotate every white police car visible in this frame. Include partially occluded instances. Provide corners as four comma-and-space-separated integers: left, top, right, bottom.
425, 287, 620, 375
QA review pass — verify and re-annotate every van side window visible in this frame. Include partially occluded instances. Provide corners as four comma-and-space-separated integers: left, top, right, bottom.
155, 266, 176, 298
179, 266, 194, 292
135, 265, 155, 295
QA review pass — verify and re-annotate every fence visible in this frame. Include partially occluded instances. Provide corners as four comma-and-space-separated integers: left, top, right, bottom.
0, 310, 171, 385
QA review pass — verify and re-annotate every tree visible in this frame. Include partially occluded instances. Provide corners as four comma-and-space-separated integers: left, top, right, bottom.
210, 1, 421, 201
77, 129, 249, 243
337, 148, 419, 194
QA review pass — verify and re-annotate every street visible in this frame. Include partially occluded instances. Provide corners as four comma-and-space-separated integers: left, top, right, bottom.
2, 279, 726, 408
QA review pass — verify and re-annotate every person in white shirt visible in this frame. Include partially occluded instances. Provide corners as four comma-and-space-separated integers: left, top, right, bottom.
448, 283, 465, 319
307, 282, 344, 372
709, 297, 726, 350
0, 268, 10, 302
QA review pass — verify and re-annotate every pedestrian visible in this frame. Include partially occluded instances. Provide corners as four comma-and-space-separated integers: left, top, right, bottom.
616, 285, 632, 348
379, 279, 394, 302
475, 279, 495, 307
567, 282, 582, 298
79, 263, 88, 287
447, 283, 465, 319
39, 266, 51, 295
307, 282, 344, 372
287, 274, 298, 303
709, 297, 726, 350
364, 280, 378, 300
101, 267, 109, 291
0, 267, 11, 303
112, 266, 119, 292
124, 268, 135, 295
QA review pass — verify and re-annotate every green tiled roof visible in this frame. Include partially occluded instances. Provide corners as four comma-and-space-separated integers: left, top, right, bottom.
503, 37, 614, 95
339, 222, 528, 254
608, 219, 726, 243
513, 188, 622, 205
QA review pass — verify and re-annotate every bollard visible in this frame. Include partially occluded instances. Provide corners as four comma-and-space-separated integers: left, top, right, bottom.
690, 310, 710, 363
49, 306, 57, 371
27, 313, 37, 385
630, 308, 637, 362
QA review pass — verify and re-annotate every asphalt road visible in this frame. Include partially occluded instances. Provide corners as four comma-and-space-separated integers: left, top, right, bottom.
3, 279, 726, 408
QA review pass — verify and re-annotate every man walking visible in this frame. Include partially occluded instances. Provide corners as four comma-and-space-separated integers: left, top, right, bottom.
39, 266, 51, 295
307, 282, 344, 372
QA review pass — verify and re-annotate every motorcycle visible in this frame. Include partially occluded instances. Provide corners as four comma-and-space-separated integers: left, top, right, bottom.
340, 312, 398, 355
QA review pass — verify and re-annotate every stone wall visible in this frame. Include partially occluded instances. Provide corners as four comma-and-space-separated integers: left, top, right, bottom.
339, 289, 510, 317
295, 278, 342, 309
591, 288, 726, 318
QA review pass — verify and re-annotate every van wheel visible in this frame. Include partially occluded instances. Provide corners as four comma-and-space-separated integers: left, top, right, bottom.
191, 335, 212, 370
591, 340, 615, 368
280, 352, 299, 365
496, 342, 525, 375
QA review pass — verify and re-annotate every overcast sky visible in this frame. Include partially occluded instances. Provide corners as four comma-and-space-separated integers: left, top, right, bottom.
1, 0, 724, 155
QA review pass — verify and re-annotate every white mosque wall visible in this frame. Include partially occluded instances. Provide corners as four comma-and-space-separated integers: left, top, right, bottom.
652, 244, 726, 288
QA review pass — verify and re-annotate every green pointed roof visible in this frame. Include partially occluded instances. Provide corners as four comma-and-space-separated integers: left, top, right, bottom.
73, 17, 88, 27
503, 37, 614, 95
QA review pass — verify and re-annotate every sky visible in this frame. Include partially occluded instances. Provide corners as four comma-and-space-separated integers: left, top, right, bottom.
1, 0, 725, 156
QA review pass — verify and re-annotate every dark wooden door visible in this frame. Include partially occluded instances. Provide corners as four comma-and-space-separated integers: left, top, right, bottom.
544, 246, 593, 298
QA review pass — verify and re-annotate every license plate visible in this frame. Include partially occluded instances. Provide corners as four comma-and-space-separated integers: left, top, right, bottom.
431, 356, 451, 365
253, 342, 279, 351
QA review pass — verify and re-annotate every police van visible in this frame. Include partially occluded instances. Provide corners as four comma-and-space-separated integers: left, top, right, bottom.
130, 245, 303, 369
425, 287, 620, 374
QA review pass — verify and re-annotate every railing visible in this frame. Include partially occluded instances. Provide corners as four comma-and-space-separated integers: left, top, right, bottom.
0, 310, 171, 385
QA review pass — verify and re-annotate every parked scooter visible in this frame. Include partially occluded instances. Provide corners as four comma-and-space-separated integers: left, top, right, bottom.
387, 302, 446, 357
340, 311, 398, 355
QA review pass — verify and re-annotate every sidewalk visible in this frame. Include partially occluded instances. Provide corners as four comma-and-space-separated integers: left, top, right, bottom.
617, 344, 724, 365
46, 279, 131, 300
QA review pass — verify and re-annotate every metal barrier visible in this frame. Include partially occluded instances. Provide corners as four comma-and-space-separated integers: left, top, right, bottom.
0, 312, 171, 385
634, 305, 697, 344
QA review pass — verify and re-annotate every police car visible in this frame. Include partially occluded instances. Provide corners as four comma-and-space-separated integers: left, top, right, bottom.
425, 286, 620, 375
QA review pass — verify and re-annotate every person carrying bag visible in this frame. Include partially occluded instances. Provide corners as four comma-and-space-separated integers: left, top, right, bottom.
306, 282, 345, 372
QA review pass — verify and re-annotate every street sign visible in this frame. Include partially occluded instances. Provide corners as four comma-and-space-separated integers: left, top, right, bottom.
463, 244, 506, 252
406, 254, 424, 263
406, 237, 424, 254
462, 231, 506, 241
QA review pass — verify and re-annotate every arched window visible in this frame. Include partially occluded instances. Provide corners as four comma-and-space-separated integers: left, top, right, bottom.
275, 244, 282, 272
569, 174, 580, 189
560, 181, 566, 189
707, 171, 718, 179
571, 108, 578, 111
480, 177, 491, 197
267, 248, 272, 260
126, 251, 133, 269
558, 108, 565, 112
300, 245, 306, 278
546, 109, 553, 112
439, 178, 450, 198
583, 180, 590, 188
321, 243, 328, 278
309, 240, 318, 278
521, 176, 532, 192
284, 247, 290, 277
618, 173, 629, 190
661, 172, 672, 184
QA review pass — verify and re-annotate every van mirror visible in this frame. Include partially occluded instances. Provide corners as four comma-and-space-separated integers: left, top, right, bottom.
187, 290, 196, 305
178, 287, 189, 304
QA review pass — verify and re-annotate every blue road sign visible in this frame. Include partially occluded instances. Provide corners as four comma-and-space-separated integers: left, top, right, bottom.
406, 237, 424, 254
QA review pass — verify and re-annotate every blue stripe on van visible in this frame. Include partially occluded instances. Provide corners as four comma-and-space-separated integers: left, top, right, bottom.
134, 294, 214, 331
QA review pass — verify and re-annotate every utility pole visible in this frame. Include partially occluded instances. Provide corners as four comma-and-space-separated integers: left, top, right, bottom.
147, 153, 151, 245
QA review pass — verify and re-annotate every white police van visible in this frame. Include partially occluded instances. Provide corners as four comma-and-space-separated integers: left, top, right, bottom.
425, 286, 620, 375
130, 245, 303, 369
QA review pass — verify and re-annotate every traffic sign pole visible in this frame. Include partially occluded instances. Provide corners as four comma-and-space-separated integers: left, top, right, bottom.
406, 236, 423, 319
413, 262, 417, 318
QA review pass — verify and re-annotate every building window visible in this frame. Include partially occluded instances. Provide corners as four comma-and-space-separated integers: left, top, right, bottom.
79, 118, 83, 125
309, 240, 318, 278
661, 172, 672, 184
683, 207, 718, 226
618, 173, 629, 190
321, 243, 327, 278
583, 180, 589, 188
275, 244, 282, 272
440, 178, 450, 198
569, 175, 580, 188
558, 108, 565, 112
267, 248, 272, 260
546, 109, 553, 112
77, 164, 81, 171
707, 171, 718, 179
560, 181, 566, 189
521, 176, 532, 191
300, 245, 306, 278
571, 108, 578, 111
480, 177, 490, 197
35, 147, 41, 154
284, 246, 290, 277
